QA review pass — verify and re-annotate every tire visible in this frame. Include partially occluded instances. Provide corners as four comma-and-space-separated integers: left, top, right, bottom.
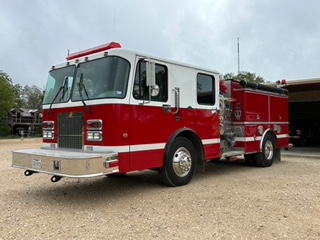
159, 137, 197, 187
244, 154, 256, 166
255, 133, 277, 167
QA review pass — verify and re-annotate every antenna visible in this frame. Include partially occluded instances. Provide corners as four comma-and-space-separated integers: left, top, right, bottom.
112, 8, 115, 40
237, 37, 240, 74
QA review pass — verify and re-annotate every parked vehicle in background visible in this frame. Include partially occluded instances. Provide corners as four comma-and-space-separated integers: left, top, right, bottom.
15, 127, 29, 137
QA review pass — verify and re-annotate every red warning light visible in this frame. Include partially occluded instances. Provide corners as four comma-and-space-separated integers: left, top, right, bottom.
281, 79, 287, 85
66, 42, 121, 61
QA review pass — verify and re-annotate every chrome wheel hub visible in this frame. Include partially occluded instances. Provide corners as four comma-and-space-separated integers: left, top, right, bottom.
172, 147, 192, 177
264, 140, 274, 160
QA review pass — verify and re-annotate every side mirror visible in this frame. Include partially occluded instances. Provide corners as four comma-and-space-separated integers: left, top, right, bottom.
146, 59, 156, 87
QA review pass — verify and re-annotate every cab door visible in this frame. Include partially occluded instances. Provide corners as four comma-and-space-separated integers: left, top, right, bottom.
128, 57, 169, 171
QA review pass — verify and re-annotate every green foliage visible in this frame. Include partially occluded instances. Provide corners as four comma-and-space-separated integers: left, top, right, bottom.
0, 125, 11, 136
34, 126, 42, 136
223, 71, 265, 83
0, 70, 15, 118
12, 84, 26, 108
23, 85, 43, 109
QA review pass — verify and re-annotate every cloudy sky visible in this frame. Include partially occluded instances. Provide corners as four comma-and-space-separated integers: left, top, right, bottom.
1, 0, 320, 89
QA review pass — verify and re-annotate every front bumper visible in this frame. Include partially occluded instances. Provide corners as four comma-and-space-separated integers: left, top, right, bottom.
12, 148, 119, 178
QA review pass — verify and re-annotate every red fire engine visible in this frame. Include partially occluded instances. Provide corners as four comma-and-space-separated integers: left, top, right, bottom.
12, 42, 290, 186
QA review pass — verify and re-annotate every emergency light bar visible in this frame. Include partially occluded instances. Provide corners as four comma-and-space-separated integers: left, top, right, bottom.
66, 42, 121, 61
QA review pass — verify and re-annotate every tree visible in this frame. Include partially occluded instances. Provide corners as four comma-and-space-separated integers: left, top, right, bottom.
12, 83, 26, 108
23, 85, 43, 110
0, 70, 15, 118
223, 71, 265, 83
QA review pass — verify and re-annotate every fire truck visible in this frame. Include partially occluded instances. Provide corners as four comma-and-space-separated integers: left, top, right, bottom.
12, 42, 290, 186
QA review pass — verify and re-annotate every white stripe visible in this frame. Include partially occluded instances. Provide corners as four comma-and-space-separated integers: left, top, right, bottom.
130, 143, 166, 152
42, 143, 58, 149
236, 136, 262, 142
42, 135, 288, 154
202, 138, 220, 145
277, 134, 288, 139
233, 122, 289, 125
236, 134, 288, 142
85, 143, 166, 153
85, 145, 129, 153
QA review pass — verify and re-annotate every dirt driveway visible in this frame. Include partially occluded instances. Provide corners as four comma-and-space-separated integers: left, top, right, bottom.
1, 138, 319, 239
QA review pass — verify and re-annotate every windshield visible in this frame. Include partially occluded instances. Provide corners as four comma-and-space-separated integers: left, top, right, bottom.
43, 66, 75, 104
72, 56, 130, 101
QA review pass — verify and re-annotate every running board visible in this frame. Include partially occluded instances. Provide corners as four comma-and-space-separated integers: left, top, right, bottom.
221, 150, 245, 158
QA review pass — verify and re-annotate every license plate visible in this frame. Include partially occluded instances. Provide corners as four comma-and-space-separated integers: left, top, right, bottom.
32, 159, 42, 169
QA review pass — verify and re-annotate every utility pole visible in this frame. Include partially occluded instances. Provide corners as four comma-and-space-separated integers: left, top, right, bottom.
237, 37, 240, 74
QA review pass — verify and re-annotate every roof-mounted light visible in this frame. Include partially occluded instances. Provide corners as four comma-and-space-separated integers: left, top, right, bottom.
281, 79, 287, 85
66, 42, 121, 61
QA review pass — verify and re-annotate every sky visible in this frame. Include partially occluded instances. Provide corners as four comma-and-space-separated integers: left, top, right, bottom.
1, 0, 320, 89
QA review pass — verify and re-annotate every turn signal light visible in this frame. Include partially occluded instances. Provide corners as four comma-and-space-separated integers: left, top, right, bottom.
43, 121, 54, 130
87, 119, 102, 130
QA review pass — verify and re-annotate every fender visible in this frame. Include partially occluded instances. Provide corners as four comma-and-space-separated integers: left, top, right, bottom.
164, 127, 205, 172
260, 128, 278, 151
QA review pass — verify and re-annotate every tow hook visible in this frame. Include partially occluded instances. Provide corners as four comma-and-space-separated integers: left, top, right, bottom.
24, 170, 34, 176
51, 175, 62, 183
285, 143, 294, 151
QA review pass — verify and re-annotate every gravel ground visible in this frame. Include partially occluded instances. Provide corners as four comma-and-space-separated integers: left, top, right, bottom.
0, 138, 320, 240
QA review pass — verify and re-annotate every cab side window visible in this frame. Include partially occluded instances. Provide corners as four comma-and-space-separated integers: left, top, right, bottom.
133, 61, 168, 102
197, 73, 215, 105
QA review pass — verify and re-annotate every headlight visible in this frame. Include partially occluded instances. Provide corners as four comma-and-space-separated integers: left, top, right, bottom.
43, 130, 54, 139
87, 131, 103, 141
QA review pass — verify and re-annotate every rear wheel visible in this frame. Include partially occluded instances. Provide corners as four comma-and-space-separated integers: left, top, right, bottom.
255, 133, 277, 167
159, 137, 197, 187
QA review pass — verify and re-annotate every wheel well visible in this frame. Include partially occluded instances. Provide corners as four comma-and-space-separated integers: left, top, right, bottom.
165, 129, 205, 171
261, 129, 279, 150
257, 129, 281, 164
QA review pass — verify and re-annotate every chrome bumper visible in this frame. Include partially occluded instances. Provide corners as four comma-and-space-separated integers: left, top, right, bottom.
12, 148, 119, 178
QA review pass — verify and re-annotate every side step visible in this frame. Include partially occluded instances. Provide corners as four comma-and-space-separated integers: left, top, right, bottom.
221, 150, 245, 161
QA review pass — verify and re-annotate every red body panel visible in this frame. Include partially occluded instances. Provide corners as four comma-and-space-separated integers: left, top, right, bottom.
43, 103, 221, 173
230, 80, 289, 153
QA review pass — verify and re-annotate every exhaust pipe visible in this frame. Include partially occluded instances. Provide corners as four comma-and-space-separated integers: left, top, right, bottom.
51, 175, 62, 183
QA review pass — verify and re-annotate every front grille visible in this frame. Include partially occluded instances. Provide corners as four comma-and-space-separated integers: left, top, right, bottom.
58, 113, 83, 149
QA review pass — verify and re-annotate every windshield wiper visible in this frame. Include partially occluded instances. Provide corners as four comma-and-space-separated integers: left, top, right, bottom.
77, 73, 92, 113
59, 77, 69, 101
48, 76, 68, 116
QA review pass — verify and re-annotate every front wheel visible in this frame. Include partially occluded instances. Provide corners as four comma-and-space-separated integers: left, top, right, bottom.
159, 137, 197, 187
255, 133, 277, 167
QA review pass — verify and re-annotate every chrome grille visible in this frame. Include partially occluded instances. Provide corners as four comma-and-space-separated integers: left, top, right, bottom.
58, 113, 83, 149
